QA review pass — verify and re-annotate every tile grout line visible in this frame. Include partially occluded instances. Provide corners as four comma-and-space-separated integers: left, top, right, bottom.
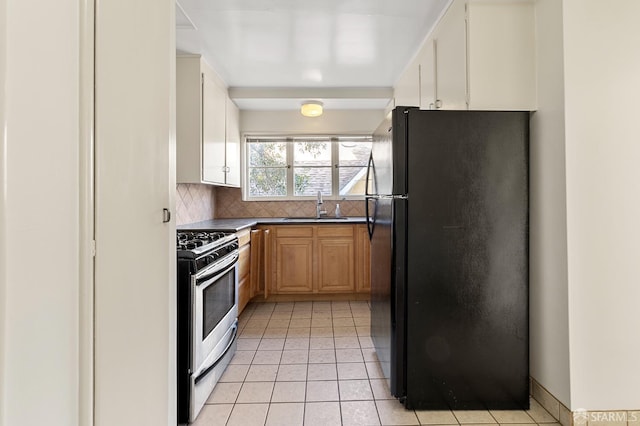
233, 301, 379, 425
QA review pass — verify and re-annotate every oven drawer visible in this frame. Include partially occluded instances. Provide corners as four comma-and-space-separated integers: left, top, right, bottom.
190, 318, 238, 422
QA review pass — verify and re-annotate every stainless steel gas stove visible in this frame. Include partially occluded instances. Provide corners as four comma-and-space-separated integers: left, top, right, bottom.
176, 230, 239, 424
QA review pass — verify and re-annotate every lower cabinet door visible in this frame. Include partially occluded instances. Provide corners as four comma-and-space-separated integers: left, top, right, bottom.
317, 238, 355, 292
356, 225, 371, 293
275, 237, 314, 292
238, 275, 251, 314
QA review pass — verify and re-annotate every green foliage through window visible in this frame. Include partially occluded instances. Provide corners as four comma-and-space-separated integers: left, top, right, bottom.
245, 136, 372, 199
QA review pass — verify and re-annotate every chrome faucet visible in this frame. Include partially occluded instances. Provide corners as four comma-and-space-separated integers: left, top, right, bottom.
316, 191, 327, 218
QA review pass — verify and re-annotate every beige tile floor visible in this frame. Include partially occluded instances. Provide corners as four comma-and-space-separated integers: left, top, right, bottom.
193, 301, 561, 426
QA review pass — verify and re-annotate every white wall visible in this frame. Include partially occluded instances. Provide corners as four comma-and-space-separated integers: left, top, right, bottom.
241, 109, 384, 135
0, 0, 7, 418
528, 0, 571, 406
0, 0, 81, 424
562, 0, 640, 410
514, 0, 640, 411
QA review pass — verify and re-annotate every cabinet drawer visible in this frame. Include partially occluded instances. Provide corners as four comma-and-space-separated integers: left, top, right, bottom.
238, 244, 250, 279
236, 229, 251, 246
275, 226, 313, 238
317, 225, 354, 238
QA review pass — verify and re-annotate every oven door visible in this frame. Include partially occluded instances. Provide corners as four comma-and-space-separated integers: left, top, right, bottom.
192, 252, 239, 373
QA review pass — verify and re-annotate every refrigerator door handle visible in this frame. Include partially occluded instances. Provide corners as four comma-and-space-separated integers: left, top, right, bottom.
365, 196, 377, 241
365, 152, 374, 197
365, 151, 378, 241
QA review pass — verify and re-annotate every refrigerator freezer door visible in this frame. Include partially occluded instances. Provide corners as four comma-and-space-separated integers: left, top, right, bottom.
371, 115, 391, 196
390, 107, 410, 195
371, 106, 416, 196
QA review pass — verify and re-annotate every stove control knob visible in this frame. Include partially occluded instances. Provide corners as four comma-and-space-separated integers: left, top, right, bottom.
231, 243, 239, 250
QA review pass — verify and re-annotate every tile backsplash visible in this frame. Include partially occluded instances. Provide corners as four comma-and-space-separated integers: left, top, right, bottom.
176, 185, 367, 225
215, 187, 366, 218
176, 183, 216, 225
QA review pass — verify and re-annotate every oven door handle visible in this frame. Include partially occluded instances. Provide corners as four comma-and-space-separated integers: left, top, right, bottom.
193, 320, 238, 385
195, 252, 239, 284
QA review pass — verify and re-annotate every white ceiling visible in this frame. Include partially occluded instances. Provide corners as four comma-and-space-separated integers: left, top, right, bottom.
176, 0, 451, 110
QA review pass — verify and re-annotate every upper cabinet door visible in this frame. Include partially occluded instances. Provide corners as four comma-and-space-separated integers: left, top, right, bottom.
433, 0, 468, 110
396, 0, 536, 112
177, 56, 242, 187
419, 39, 437, 110
393, 58, 420, 107
202, 71, 227, 184
176, 57, 204, 184
467, 0, 536, 110
225, 97, 241, 187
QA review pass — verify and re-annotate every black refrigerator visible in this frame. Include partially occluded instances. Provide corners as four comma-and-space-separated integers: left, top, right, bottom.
367, 107, 529, 410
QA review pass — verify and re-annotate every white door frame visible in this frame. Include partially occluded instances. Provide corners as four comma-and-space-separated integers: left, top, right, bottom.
79, 0, 96, 424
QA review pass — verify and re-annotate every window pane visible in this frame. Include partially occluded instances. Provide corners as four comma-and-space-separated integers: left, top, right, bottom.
248, 168, 287, 197
293, 141, 331, 166
339, 166, 368, 196
294, 167, 331, 196
246, 136, 371, 200
339, 141, 372, 167
249, 142, 286, 167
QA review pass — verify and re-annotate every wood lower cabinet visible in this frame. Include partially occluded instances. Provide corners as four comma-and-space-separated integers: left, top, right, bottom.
249, 227, 272, 300
236, 229, 251, 313
355, 224, 371, 293
275, 237, 314, 292
256, 224, 370, 296
317, 239, 355, 292
317, 225, 355, 293
273, 226, 314, 293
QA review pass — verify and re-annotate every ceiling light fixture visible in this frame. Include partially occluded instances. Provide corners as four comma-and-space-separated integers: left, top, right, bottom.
301, 101, 323, 117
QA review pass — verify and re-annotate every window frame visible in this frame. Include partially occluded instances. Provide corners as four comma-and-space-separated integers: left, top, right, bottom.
242, 135, 372, 201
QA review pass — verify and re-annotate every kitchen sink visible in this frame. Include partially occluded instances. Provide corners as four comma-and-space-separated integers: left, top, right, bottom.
282, 217, 349, 222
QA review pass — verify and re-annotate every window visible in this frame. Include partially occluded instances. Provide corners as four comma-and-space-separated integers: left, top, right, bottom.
245, 136, 372, 200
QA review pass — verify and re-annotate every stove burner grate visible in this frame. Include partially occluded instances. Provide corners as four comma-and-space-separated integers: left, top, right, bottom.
176, 231, 235, 253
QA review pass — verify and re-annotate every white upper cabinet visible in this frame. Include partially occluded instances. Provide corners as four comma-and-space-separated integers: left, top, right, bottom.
393, 56, 421, 107
432, 0, 468, 110
177, 55, 241, 186
201, 68, 227, 184
398, 0, 536, 111
225, 97, 241, 187
418, 39, 437, 109
466, 0, 536, 110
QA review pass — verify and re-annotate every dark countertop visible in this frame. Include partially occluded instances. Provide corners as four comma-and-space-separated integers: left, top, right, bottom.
178, 217, 367, 232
